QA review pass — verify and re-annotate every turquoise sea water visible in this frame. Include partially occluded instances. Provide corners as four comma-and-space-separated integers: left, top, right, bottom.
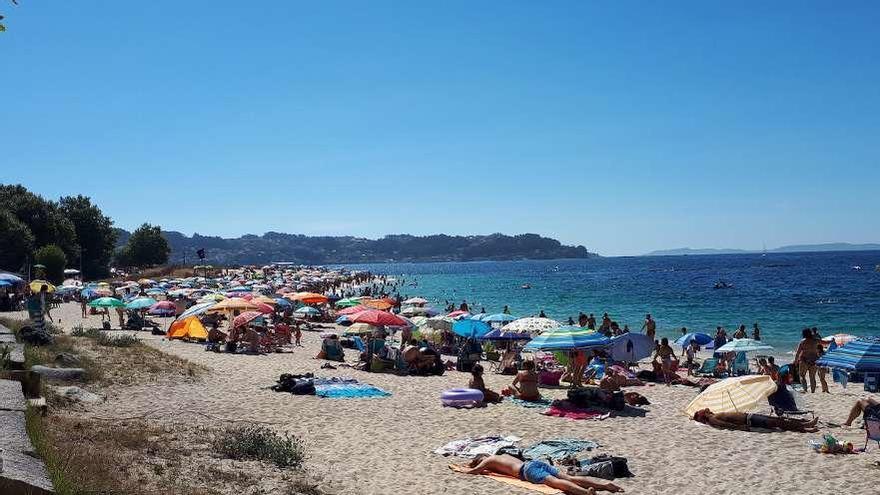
345, 251, 880, 352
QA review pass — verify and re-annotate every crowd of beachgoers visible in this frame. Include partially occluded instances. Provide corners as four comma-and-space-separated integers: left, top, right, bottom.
2, 264, 879, 494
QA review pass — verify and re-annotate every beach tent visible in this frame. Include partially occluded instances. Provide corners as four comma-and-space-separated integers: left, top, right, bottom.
685, 375, 777, 418
167, 316, 208, 341
817, 337, 880, 372
609, 333, 654, 362
523, 326, 610, 352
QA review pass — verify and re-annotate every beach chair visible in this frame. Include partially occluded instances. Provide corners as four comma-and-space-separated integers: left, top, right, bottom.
694, 358, 719, 376
492, 350, 517, 374
864, 417, 880, 451
732, 352, 750, 376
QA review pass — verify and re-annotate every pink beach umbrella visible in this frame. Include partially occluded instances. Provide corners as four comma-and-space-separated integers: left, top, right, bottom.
347, 309, 410, 327
233, 310, 262, 329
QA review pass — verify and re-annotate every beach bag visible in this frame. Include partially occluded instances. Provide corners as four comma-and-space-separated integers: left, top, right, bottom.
590, 454, 632, 478
610, 391, 625, 411
578, 461, 615, 480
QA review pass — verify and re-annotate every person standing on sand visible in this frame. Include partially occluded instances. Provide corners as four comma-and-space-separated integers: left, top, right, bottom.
794, 328, 820, 393
653, 337, 677, 386
80, 296, 88, 318
641, 314, 656, 341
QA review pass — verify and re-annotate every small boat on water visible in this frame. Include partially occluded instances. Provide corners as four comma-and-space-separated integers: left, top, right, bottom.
713, 280, 733, 289
521, 284, 531, 290
852, 265, 862, 271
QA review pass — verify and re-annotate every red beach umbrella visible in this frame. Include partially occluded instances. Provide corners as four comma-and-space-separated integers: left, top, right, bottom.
233, 311, 262, 329
348, 309, 409, 327
252, 302, 274, 314
337, 305, 369, 316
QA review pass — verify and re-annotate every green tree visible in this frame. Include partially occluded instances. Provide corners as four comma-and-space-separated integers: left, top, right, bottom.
0, 184, 79, 260
0, 210, 34, 272
120, 223, 170, 268
58, 195, 118, 279
34, 244, 67, 284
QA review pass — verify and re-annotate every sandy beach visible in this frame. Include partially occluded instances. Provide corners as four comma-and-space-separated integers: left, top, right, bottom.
12, 302, 880, 495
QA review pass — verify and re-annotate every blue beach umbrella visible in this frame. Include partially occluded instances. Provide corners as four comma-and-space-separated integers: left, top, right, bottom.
817, 337, 880, 372
452, 319, 492, 339
523, 326, 611, 352
468, 313, 488, 321
674, 332, 713, 348
480, 328, 532, 341
125, 297, 157, 310
0, 280, 12, 288
80, 287, 98, 298
0, 273, 23, 283
273, 297, 292, 308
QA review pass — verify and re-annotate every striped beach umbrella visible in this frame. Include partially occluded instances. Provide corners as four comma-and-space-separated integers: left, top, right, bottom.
685, 375, 777, 418
817, 337, 880, 372
523, 326, 610, 352
715, 338, 774, 353
176, 301, 217, 321
232, 310, 262, 329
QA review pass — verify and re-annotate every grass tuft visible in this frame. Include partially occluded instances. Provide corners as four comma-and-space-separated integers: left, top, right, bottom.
214, 424, 306, 468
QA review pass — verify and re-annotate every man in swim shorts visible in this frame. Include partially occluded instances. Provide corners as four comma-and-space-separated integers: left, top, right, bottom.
454, 454, 624, 494
692, 408, 819, 432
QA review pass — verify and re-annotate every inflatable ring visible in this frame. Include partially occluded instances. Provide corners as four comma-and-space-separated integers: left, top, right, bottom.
441, 388, 484, 408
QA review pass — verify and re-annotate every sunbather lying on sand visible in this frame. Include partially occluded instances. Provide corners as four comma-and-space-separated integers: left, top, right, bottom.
843, 397, 880, 426
453, 454, 624, 494
692, 408, 819, 432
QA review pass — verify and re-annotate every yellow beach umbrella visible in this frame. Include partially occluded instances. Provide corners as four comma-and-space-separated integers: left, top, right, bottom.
29, 280, 55, 293
206, 297, 259, 313
685, 375, 777, 418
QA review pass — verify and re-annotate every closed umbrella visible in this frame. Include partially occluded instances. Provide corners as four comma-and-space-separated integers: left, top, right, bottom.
685, 375, 777, 418
523, 326, 610, 352
716, 338, 774, 353
501, 317, 560, 336
816, 337, 880, 372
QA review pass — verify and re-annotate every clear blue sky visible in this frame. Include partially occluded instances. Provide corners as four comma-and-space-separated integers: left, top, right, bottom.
3, 1, 879, 256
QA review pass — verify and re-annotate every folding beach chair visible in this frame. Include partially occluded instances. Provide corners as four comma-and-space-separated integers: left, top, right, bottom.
865, 418, 880, 451
694, 358, 719, 377
732, 352, 750, 376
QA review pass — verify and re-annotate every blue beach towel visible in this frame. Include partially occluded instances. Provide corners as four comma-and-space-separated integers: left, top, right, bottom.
522, 438, 599, 461
508, 397, 553, 409
314, 382, 391, 399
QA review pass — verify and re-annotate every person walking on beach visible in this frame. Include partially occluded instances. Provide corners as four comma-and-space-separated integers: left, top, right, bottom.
794, 328, 820, 393
653, 337, 677, 386
641, 314, 656, 341
752, 323, 761, 341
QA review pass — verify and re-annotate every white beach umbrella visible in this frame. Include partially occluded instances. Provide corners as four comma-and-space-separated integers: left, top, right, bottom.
500, 317, 561, 336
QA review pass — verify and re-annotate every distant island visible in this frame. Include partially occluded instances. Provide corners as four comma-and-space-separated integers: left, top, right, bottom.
646, 242, 880, 257
113, 230, 596, 265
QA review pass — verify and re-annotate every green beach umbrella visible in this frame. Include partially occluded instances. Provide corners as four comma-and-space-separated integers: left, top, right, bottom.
89, 297, 125, 308
335, 297, 362, 308
125, 297, 157, 310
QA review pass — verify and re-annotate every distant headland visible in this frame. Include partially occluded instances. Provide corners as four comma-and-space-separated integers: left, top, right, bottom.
645, 242, 880, 257
113, 229, 597, 265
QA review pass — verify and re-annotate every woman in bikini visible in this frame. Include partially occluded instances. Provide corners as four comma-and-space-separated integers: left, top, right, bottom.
504, 359, 541, 401
653, 337, 677, 386
794, 328, 820, 393
468, 363, 502, 404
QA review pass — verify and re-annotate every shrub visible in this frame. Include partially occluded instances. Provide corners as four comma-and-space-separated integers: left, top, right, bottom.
213, 424, 306, 468
71, 326, 101, 338
95, 333, 139, 347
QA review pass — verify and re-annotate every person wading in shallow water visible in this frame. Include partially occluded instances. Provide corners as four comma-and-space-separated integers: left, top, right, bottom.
641, 314, 656, 341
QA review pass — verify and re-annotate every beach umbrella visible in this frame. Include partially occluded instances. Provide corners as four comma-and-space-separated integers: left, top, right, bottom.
250, 302, 273, 314
425, 316, 454, 332
716, 338, 774, 353
364, 298, 394, 310
252, 295, 278, 305
291, 292, 329, 305
125, 297, 157, 310
80, 287, 98, 298
481, 328, 533, 341
148, 301, 177, 316
0, 280, 11, 288
232, 311, 262, 329
198, 293, 226, 303
343, 323, 378, 336
88, 297, 125, 308
483, 313, 518, 323
674, 332, 714, 348
409, 316, 429, 327
447, 310, 470, 319
63, 269, 80, 275
609, 333, 655, 362
177, 301, 217, 321
294, 306, 321, 316
523, 326, 610, 352
273, 297, 292, 308
684, 375, 777, 418
501, 317, 560, 336
95, 288, 113, 297
0, 273, 24, 283
400, 306, 437, 317
207, 297, 259, 313
452, 319, 492, 339
822, 333, 858, 348
28, 280, 55, 293
816, 337, 880, 372
335, 297, 362, 308
347, 309, 409, 327
403, 297, 428, 306
145, 288, 166, 295
57, 284, 80, 293
337, 304, 369, 316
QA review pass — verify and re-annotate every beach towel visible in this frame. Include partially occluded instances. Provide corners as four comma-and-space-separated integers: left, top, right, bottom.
434, 435, 522, 458
509, 397, 553, 409
542, 402, 611, 421
314, 380, 390, 399
448, 464, 562, 494
521, 439, 599, 461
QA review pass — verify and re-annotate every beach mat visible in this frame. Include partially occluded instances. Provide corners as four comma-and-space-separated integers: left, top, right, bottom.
449, 464, 562, 494
508, 397, 553, 409
314, 382, 390, 399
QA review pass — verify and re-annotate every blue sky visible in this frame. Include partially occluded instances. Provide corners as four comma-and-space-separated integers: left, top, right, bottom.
3, 1, 878, 256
